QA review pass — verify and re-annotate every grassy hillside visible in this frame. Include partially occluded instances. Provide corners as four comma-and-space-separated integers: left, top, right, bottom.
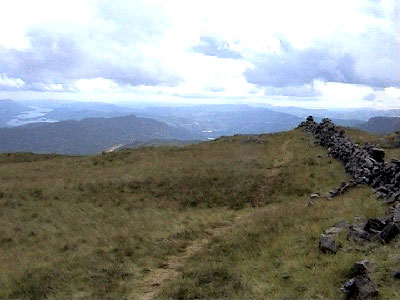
0, 128, 399, 299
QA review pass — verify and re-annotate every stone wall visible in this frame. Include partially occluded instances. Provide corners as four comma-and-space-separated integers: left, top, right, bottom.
298, 116, 400, 202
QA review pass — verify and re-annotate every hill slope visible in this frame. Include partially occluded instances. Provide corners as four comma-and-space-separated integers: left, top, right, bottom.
356, 116, 400, 134
0, 114, 202, 155
132, 105, 304, 137
1, 127, 399, 299
0, 99, 33, 127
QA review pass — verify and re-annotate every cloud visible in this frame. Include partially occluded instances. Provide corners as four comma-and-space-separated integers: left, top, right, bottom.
192, 36, 242, 59
264, 83, 321, 98
244, 41, 357, 88
245, 26, 399, 90
0, 0, 181, 91
363, 93, 376, 101
0, 74, 26, 90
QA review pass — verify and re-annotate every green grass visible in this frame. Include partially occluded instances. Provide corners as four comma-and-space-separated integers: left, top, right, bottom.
0, 128, 398, 299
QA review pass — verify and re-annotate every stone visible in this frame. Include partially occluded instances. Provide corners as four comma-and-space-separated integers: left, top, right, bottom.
369, 147, 385, 163
342, 260, 378, 300
364, 218, 386, 233
324, 226, 343, 235
310, 193, 321, 199
342, 275, 378, 300
350, 260, 369, 276
393, 269, 400, 279
378, 222, 400, 244
334, 220, 351, 229
347, 227, 371, 242
319, 234, 338, 254
393, 205, 400, 224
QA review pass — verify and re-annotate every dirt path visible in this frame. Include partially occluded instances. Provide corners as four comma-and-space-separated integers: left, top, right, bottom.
136, 211, 253, 300
135, 139, 294, 300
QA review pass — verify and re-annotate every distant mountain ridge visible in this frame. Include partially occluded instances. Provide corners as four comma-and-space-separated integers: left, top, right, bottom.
0, 114, 202, 155
356, 116, 400, 134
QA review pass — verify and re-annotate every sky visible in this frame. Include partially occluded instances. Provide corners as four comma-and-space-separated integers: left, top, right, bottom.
0, 0, 399, 109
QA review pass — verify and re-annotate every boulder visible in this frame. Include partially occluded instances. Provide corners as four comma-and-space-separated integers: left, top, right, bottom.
378, 222, 400, 244
364, 218, 386, 233
347, 227, 371, 242
368, 147, 385, 163
393, 269, 400, 279
319, 234, 338, 254
342, 260, 378, 300
342, 276, 378, 300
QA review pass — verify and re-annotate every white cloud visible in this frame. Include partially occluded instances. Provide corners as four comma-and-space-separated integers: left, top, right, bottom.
73, 78, 121, 92
0, 74, 26, 89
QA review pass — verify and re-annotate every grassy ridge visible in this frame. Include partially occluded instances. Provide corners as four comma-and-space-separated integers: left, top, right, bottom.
0, 128, 398, 298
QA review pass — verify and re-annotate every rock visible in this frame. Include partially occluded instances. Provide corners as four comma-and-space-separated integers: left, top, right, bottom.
310, 193, 321, 199
319, 234, 338, 254
324, 226, 343, 235
369, 147, 385, 163
350, 260, 369, 276
393, 204, 400, 224
342, 260, 378, 300
393, 269, 400, 279
347, 227, 371, 242
334, 220, 351, 229
364, 218, 386, 233
378, 222, 400, 244
342, 275, 378, 300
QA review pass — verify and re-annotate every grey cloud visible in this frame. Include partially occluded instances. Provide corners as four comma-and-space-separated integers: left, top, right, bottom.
244, 43, 356, 88
245, 25, 399, 89
264, 84, 321, 98
192, 36, 242, 59
351, 29, 399, 88
363, 93, 376, 101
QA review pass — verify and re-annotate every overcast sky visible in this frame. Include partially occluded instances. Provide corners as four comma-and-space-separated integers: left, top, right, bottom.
0, 0, 399, 108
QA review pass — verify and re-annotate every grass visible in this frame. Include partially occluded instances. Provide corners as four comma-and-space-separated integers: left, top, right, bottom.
0, 128, 399, 298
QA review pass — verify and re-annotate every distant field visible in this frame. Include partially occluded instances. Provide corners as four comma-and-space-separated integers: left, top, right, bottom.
0, 128, 399, 299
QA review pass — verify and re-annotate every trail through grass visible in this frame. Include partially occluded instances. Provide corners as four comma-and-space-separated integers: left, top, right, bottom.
0, 128, 398, 299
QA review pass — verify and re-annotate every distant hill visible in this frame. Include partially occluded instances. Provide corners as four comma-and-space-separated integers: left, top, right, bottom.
0, 99, 33, 127
356, 116, 400, 134
0, 114, 203, 155
132, 105, 306, 137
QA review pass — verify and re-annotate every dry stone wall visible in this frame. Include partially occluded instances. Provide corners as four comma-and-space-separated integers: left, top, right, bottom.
299, 116, 400, 299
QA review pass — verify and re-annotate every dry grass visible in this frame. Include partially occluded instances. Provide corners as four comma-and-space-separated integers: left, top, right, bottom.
0, 128, 398, 299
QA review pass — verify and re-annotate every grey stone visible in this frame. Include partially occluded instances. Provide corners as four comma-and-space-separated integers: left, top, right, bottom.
364, 218, 386, 233
319, 234, 338, 254
378, 222, 400, 244
347, 227, 371, 242
342, 275, 378, 300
